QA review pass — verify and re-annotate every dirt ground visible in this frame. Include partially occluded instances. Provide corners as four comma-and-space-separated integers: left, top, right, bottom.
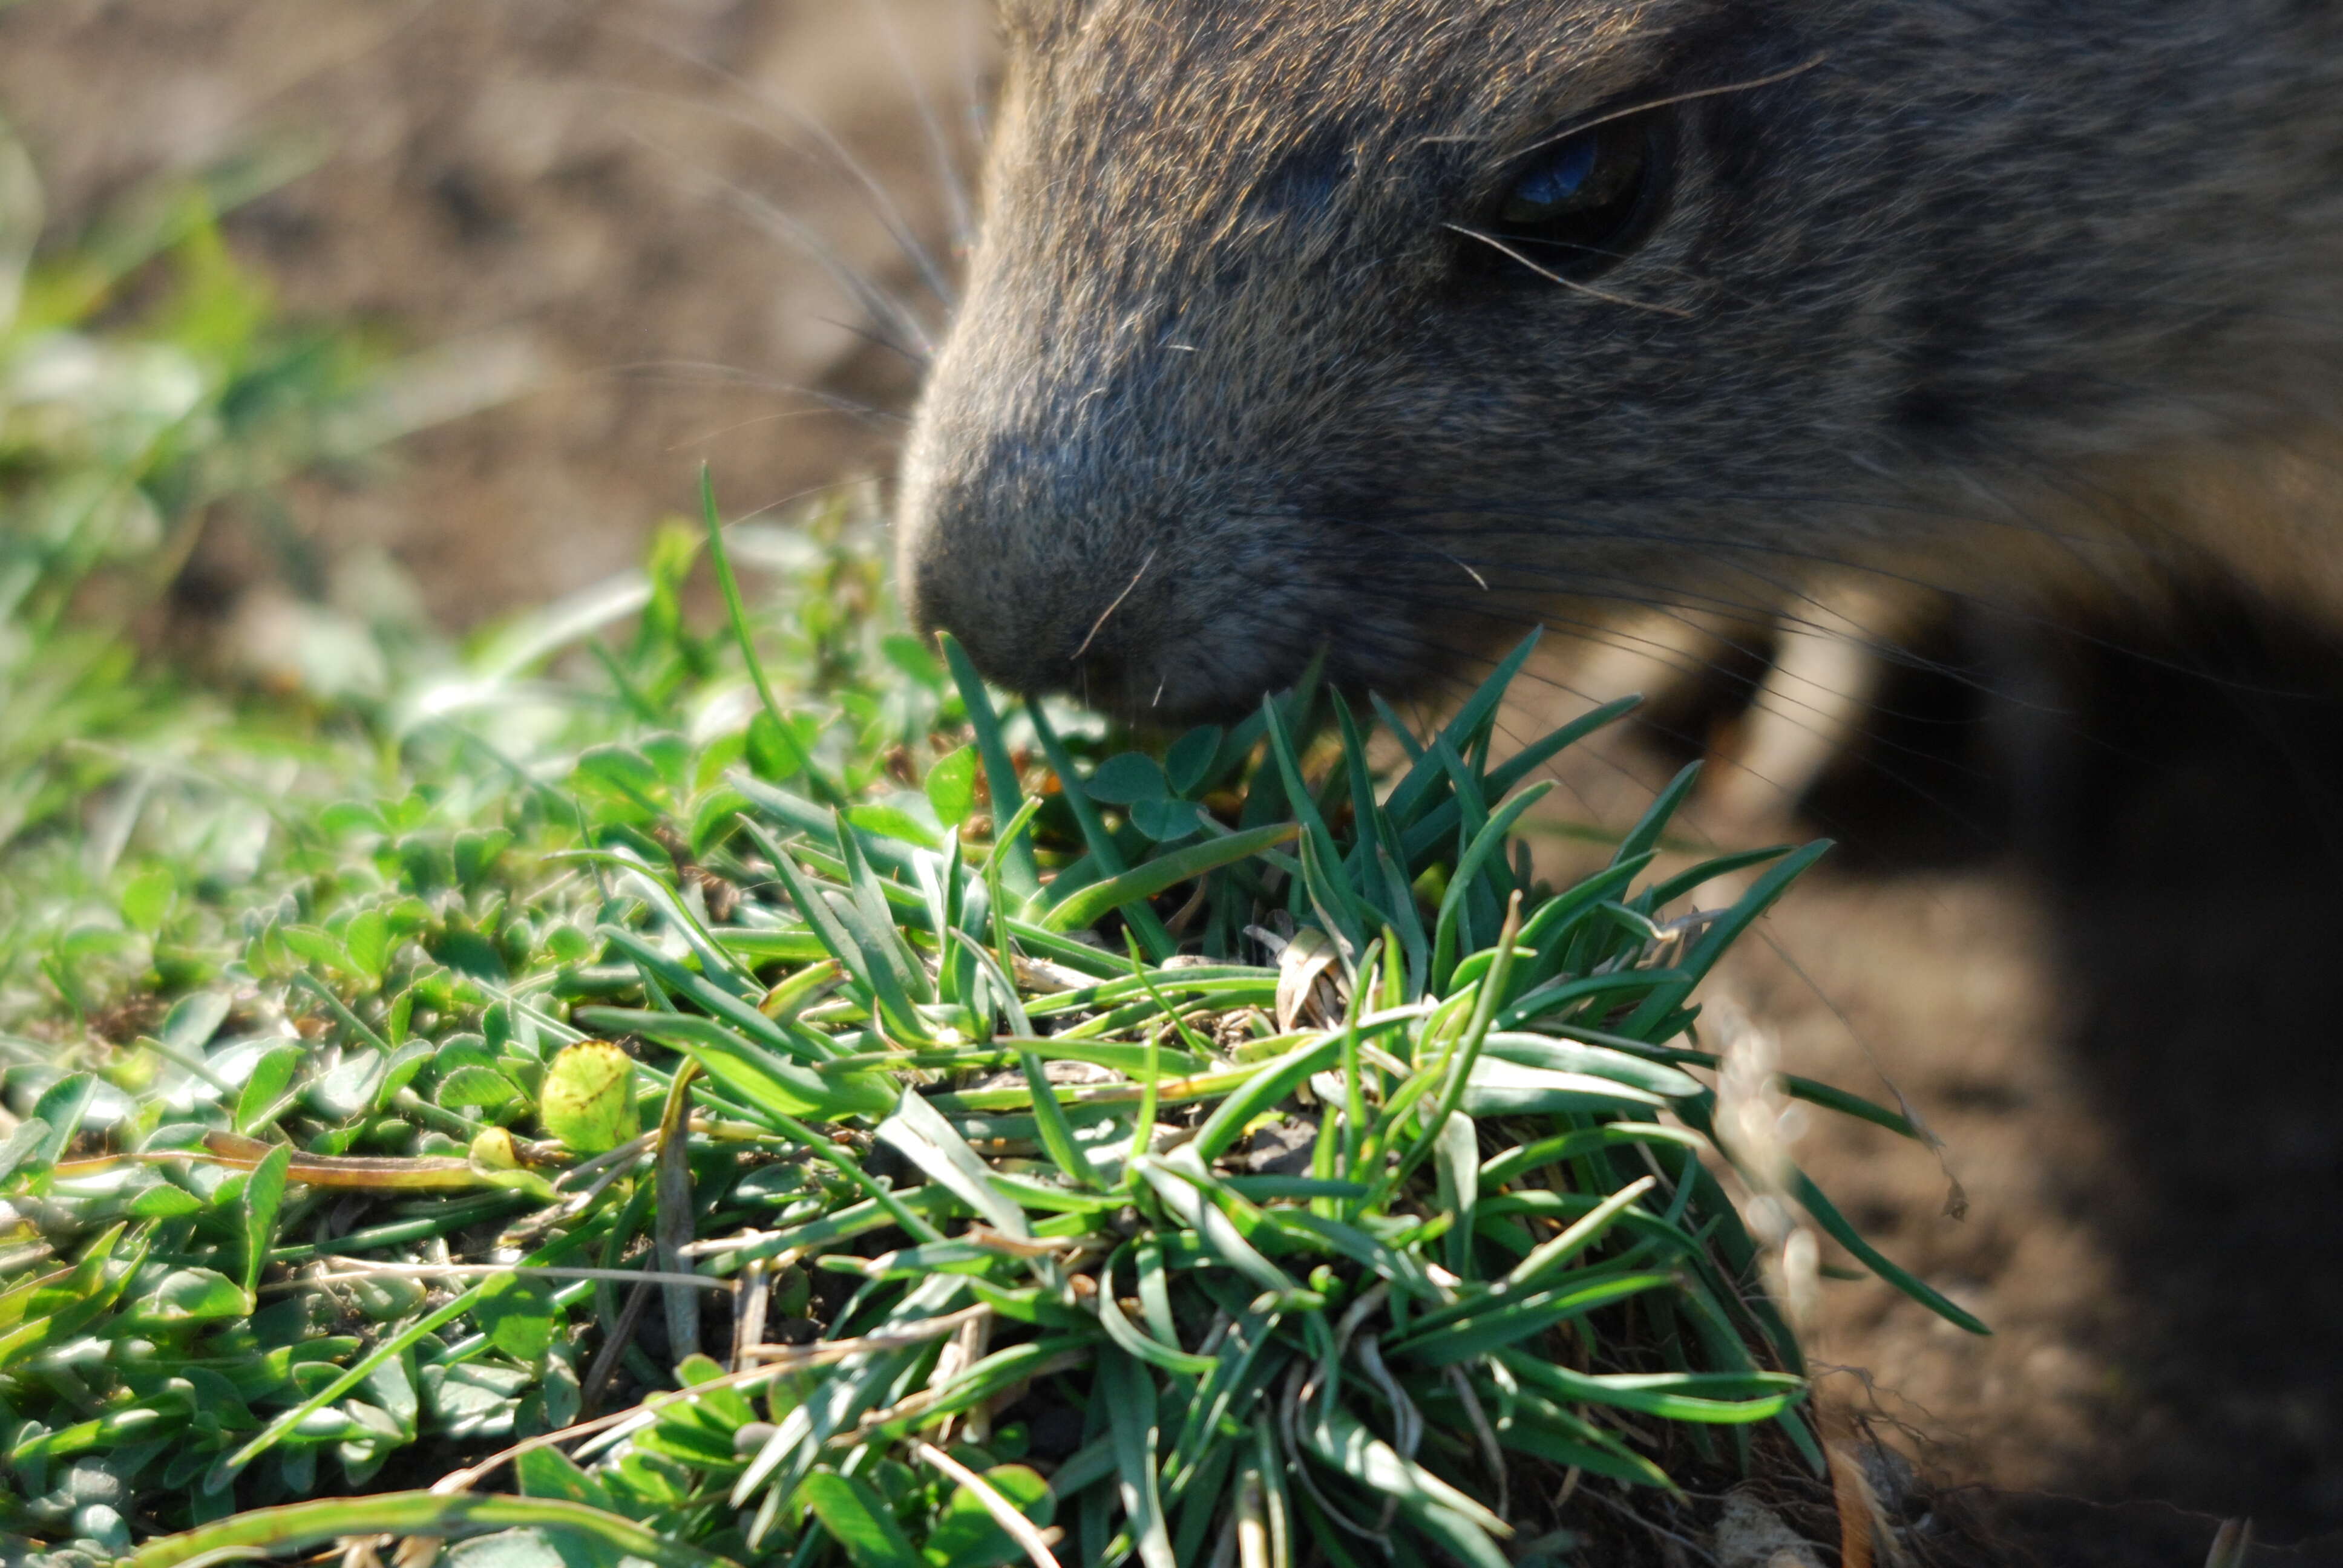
0, 0, 991, 622
8, 4, 2343, 1563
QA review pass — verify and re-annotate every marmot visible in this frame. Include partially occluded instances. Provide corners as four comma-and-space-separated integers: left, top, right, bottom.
895, 0, 2343, 731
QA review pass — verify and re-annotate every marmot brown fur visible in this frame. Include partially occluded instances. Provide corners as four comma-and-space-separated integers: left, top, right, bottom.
896, 0, 2343, 725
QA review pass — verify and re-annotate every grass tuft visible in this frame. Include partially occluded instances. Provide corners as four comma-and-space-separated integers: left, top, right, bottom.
0, 122, 1971, 1568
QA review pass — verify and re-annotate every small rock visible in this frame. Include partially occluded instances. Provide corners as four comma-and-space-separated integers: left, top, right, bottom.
972, 1060, 1122, 1093
70, 1507, 128, 1558
61, 1463, 123, 1509
1860, 1440, 1918, 1517
1240, 1114, 1320, 1177
1713, 1488, 1825, 1568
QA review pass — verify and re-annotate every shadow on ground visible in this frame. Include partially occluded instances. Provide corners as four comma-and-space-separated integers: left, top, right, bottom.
1758, 587, 2343, 1565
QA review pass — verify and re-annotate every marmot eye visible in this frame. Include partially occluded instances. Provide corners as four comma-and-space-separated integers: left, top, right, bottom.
1484, 111, 1670, 280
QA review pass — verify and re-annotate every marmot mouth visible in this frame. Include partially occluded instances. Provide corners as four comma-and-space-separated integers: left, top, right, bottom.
1040, 603, 1506, 729
1032, 633, 1325, 729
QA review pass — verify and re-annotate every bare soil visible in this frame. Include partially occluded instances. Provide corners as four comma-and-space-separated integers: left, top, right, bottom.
0, 0, 989, 623
1607, 596, 2343, 1566
8, 6, 2343, 1563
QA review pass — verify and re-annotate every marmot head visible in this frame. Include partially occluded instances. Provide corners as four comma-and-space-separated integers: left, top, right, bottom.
898, 0, 2335, 722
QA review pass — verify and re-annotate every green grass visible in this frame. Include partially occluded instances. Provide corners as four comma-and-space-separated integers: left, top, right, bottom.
0, 120, 1975, 1568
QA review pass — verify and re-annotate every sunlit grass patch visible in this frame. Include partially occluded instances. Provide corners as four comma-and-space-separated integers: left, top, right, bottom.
1, 486, 1974, 1568
0, 118, 1976, 1568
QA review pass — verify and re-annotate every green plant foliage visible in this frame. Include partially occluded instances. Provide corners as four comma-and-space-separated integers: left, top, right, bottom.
0, 120, 1975, 1568
539, 1041, 639, 1156
0, 119, 401, 853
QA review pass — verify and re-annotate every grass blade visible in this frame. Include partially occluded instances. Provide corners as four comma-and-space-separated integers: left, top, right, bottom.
1498, 1350, 1806, 1423
939, 630, 1041, 901
1430, 784, 1553, 992
572, 1007, 894, 1122
1188, 1033, 1343, 1166
1792, 1165, 1989, 1335
127, 1491, 747, 1568
1612, 761, 1702, 866
1043, 823, 1300, 935
240, 1142, 289, 1301
801, 1471, 923, 1568
876, 1085, 1034, 1240
1620, 840, 1834, 1033
749, 825, 932, 1045
1102, 1346, 1177, 1568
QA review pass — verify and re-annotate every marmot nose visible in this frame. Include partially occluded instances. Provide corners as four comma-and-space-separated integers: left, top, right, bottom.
897, 503, 1081, 699
906, 563, 1060, 696
906, 553, 1154, 707
896, 451, 1165, 704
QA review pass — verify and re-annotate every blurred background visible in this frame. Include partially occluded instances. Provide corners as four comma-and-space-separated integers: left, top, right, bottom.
7, 3, 2343, 1560
0, 0, 992, 628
